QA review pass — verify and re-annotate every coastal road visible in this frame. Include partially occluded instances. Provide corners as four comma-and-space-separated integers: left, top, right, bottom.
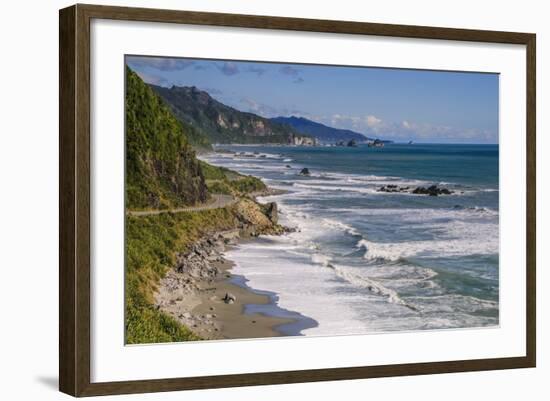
127, 194, 237, 217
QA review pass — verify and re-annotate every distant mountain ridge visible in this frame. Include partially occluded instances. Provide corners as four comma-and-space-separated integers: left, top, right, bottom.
271, 116, 373, 143
150, 85, 310, 146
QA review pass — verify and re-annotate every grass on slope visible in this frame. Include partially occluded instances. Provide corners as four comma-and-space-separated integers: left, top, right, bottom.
200, 161, 266, 196
125, 207, 240, 344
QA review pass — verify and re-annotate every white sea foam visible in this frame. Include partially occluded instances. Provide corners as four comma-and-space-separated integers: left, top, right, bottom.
328, 263, 419, 311
332, 206, 499, 219
226, 243, 370, 335
321, 218, 362, 236
409, 294, 498, 314
311, 253, 333, 266
357, 232, 497, 262
205, 147, 499, 333
259, 153, 283, 159
292, 182, 376, 194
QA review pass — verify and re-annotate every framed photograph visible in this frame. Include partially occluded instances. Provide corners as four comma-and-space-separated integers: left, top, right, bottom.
59, 4, 536, 397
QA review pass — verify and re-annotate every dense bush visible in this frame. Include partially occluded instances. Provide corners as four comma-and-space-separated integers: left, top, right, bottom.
200, 160, 266, 196
230, 176, 266, 194
126, 67, 208, 210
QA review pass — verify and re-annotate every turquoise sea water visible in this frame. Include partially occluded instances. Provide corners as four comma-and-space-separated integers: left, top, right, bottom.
203, 143, 499, 335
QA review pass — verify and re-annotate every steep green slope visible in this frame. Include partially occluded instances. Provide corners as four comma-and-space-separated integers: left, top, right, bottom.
125, 67, 279, 344
200, 161, 267, 196
150, 85, 308, 144
126, 67, 208, 209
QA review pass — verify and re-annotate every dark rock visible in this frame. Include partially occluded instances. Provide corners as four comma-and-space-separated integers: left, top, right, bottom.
222, 293, 236, 304
377, 184, 410, 193
412, 185, 454, 196
265, 202, 278, 224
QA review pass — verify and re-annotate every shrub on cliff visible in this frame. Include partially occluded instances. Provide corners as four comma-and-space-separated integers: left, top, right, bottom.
125, 209, 238, 344
200, 160, 266, 196
126, 67, 208, 209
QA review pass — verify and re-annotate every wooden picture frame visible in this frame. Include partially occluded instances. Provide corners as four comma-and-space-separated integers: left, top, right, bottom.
59, 3, 536, 397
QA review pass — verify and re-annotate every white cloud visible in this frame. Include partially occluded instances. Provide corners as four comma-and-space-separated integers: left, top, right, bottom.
134, 71, 169, 87
320, 113, 496, 143
366, 115, 382, 127
238, 98, 309, 118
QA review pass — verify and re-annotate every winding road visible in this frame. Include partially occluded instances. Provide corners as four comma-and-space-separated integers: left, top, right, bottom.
127, 194, 237, 217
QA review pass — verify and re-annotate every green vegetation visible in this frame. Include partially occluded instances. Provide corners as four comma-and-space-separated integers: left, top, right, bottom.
124, 67, 272, 344
126, 67, 208, 210
174, 119, 211, 151
126, 208, 240, 344
199, 161, 241, 181
229, 176, 266, 194
200, 160, 266, 196
150, 85, 304, 144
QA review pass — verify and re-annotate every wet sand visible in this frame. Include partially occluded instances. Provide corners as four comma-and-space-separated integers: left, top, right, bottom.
157, 256, 316, 340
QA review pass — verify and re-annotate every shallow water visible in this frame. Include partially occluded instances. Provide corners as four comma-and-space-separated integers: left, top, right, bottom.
202, 143, 499, 335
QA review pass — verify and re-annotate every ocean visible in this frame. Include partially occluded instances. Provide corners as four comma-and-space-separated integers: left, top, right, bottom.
202, 143, 499, 335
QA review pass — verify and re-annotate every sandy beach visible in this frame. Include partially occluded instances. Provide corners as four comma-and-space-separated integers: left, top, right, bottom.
155, 230, 316, 341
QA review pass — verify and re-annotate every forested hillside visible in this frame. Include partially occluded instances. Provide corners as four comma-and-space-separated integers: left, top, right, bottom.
126, 68, 208, 210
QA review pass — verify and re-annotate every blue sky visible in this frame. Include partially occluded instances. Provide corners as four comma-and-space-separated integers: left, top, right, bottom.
126, 55, 499, 144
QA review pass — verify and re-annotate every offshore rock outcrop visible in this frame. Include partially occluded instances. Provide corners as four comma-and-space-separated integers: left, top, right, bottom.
377, 184, 454, 196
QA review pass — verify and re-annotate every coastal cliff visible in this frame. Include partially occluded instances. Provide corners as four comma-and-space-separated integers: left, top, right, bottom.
126, 199, 290, 343
150, 84, 313, 145
125, 66, 293, 343
126, 67, 208, 209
